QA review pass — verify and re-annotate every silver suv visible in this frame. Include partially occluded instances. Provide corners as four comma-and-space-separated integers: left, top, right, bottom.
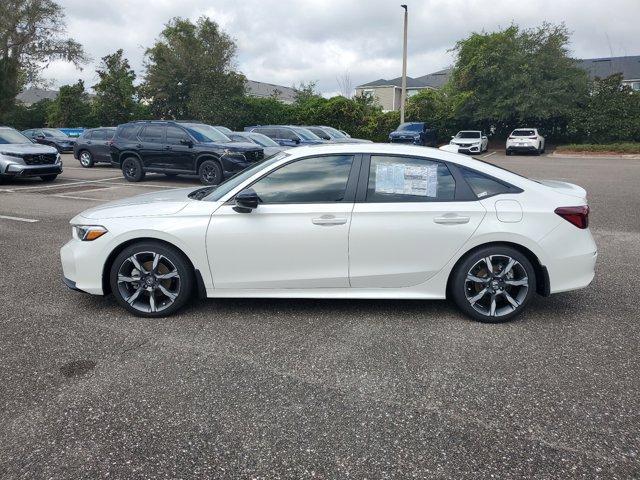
0, 127, 62, 182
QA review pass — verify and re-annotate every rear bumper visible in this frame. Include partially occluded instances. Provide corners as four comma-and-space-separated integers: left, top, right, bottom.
507, 145, 538, 153
1, 163, 62, 178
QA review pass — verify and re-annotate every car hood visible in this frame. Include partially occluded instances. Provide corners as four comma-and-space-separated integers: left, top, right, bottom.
75, 188, 195, 220
0, 143, 59, 155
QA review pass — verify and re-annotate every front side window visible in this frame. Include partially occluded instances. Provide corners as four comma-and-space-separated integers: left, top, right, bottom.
460, 168, 513, 198
366, 155, 455, 202
166, 126, 189, 145
277, 128, 300, 141
250, 155, 354, 204
139, 125, 165, 143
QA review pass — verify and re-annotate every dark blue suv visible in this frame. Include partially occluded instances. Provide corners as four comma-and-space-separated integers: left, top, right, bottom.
389, 122, 437, 147
246, 125, 326, 147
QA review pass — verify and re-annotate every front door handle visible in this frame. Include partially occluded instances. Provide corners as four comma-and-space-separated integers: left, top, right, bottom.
164, 145, 172, 150
434, 215, 470, 225
312, 216, 347, 226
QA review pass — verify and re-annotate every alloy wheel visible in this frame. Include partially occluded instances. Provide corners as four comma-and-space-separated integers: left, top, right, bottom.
201, 164, 219, 184
116, 251, 181, 313
464, 254, 529, 318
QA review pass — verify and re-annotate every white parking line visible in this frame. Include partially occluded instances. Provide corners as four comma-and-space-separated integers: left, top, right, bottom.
0, 214, 39, 223
53, 194, 103, 201
481, 151, 497, 158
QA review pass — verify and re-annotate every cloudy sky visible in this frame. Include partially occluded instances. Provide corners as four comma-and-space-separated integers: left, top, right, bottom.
47, 0, 640, 96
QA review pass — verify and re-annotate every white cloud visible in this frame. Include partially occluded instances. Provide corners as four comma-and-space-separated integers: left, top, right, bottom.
44, 0, 640, 94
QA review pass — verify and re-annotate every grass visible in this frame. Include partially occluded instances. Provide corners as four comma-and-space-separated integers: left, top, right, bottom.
555, 143, 640, 154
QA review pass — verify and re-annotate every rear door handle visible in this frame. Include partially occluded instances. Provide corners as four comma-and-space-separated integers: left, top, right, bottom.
434, 215, 470, 225
165, 145, 172, 150
312, 216, 347, 226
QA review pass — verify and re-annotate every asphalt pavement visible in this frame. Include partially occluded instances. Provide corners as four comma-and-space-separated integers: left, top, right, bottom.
0, 151, 638, 478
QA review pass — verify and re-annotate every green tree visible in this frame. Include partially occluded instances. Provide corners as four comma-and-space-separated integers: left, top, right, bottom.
141, 17, 245, 122
5, 98, 52, 129
450, 23, 588, 139
405, 87, 460, 141
47, 80, 92, 126
0, 0, 86, 121
92, 49, 139, 126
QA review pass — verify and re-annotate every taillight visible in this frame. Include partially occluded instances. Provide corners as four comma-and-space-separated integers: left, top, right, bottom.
555, 206, 589, 229
508, 136, 515, 140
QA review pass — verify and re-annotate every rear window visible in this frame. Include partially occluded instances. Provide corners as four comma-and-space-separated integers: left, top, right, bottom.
512, 130, 535, 137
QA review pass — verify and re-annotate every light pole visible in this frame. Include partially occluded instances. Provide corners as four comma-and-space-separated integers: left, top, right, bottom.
400, 4, 408, 123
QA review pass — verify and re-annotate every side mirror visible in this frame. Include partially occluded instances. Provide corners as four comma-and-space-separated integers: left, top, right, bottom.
233, 188, 259, 213
293, 138, 301, 144
36, 134, 45, 139
180, 138, 193, 147
451, 135, 455, 139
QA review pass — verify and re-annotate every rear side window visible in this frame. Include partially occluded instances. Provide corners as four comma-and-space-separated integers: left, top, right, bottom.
460, 168, 515, 198
92, 130, 108, 140
139, 125, 164, 143
366, 155, 455, 202
83, 131, 94, 140
117, 124, 140, 140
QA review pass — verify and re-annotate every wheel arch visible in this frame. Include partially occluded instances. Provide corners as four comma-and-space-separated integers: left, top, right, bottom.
101, 236, 206, 297
118, 151, 142, 165
195, 153, 222, 171
446, 241, 550, 298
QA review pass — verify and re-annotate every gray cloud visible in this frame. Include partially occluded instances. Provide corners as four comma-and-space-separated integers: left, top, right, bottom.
46, 0, 640, 94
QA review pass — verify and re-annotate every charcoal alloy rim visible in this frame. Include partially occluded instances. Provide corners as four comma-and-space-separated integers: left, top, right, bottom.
464, 255, 529, 317
117, 251, 181, 313
201, 164, 219, 184
124, 160, 137, 178
80, 151, 92, 166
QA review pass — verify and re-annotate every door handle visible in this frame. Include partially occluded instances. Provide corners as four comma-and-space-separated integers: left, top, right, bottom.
164, 145, 172, 150
135, 143, 143, 148
312, 216, 347, 226
434, 215, 470, 225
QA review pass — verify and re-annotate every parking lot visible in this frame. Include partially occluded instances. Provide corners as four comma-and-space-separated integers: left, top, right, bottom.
0, 151, 638, 478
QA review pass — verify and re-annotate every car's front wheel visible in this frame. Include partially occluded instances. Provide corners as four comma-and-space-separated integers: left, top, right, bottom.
450, 246, 536, 323
109, 241, 195, 317
79, 150, 94, 168
199, 159, 223, 185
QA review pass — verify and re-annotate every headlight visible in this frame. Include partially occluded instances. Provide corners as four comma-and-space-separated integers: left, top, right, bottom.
73, 225, 108, 241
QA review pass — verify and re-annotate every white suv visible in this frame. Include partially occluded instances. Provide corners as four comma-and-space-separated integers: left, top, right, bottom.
506, 128, 545, 156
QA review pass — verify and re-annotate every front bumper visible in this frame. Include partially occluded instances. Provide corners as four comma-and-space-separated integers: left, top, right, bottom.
1, 163, 62, 178
452, 143, 482, 154
60, 238, 106, 295
389, 137, 420, 145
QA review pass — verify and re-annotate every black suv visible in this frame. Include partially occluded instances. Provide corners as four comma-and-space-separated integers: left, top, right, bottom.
110, 121, 264, 185
388, 122, 437, 147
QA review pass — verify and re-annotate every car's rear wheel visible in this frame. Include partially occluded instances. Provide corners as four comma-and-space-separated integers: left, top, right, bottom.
109, 241, 195, 317
199, 159, 223, 185
450, 246, 536, 323
506, 149, 512, 156
79, 150, 94, 168
122, 157, 145, 182
40, 175, 58, 182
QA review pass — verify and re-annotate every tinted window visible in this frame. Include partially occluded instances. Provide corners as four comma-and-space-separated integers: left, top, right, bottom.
512, 130, 535, 137
366, 155, 455, 202
461, 168, 513, 198
118, 124, 141, 140
93, 130, 109, 140
83, 130, 94, 140
250, 155, 354, 204
139, 125, 164, 143
166, 126, 188, 145
306, 127, 330, 140
398, 123, 424, 132
183, 124, 230, 143
277, 128, 299, 141
457, 131, 481, 138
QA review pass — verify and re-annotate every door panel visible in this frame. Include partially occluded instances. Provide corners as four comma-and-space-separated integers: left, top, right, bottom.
208, 204, 353, 289
138, 125, 166, 168
349, 202, 486, 287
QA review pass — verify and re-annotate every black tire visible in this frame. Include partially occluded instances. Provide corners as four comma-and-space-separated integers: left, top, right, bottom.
79, 150, 94, 168
122, 157, 145, 182
40, 174, 58, 182
450, 245, 536, 323
506, 149, 512, 156
198, 159, 223, 185
109, 241, 195, 318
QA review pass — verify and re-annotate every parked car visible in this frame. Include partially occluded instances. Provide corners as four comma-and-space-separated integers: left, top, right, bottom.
389, 122, 437, 147
246, 125, 326, 147
110, 121, 264, 185
506, 128, 545, 155
0, 126, 62, 182
73, 127, 117, 167
22, 128, 76, 153
212, 126, 233, 135
306, 126, 372, 144
227, 131, 286, 157
61, 143, 596, 323
448, 131, 489, 154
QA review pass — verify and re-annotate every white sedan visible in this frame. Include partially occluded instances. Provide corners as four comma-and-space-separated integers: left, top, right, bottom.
60, 144, 597, 323
448, 130, 489, 154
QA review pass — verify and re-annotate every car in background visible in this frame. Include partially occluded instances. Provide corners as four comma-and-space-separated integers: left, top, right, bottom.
212, 126, 233, 135
110, 121, 264, 185
0, 126, 62, 182
388, 122, 437, 147
73, 127, 117, 167
227, 131, 286, 157
306, 126, 372, 144
246, 125, 326, 147
61, 143, 596, 323
506, 128, 545, 155
448, 131, 488, 154
22, 128, 76, 153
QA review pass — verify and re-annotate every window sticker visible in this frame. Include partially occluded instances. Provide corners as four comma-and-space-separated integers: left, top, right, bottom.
375, 162, 438, 197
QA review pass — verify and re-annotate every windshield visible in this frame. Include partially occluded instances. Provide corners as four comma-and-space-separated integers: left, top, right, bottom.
214, 126, 232, 134
189, 152, 290, 201
248, 132, 279, 147
292, 127, 322, 141
322, 126, 347, 139
457, 131, 481, 139
43, 128, 69, 138
183, 124, 231, 143
398, 123, 423, 132
0, 128, 32, 144
512, 130, 535, 137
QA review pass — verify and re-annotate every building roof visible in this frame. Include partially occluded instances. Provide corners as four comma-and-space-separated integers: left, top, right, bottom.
15, 87, 59, 106
245, 80, 297, 104
576, 55, 640, 81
